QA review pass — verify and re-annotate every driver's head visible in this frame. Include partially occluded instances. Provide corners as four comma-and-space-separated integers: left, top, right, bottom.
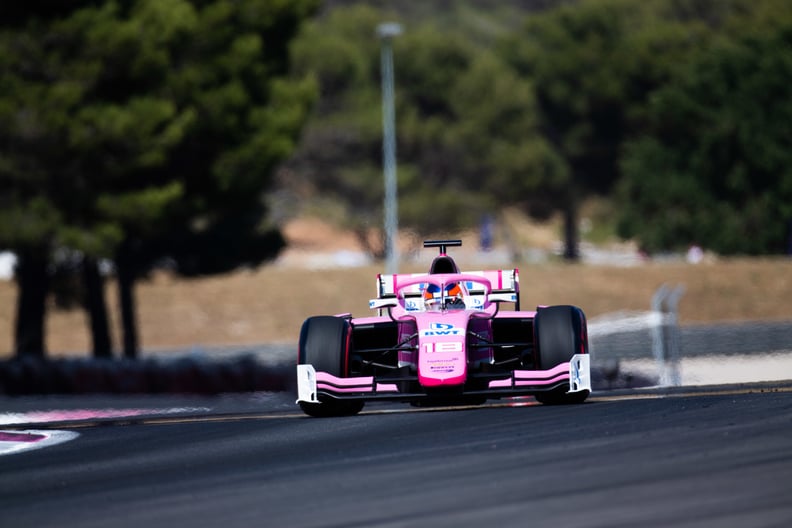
423, 282, 464, 310
444, 282, 465, 309
423, 283, 442, 310
445, 282, 461, 298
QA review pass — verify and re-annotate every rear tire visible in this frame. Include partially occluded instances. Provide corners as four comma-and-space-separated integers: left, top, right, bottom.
298, 316, 364, 417
534, 305, 589, 405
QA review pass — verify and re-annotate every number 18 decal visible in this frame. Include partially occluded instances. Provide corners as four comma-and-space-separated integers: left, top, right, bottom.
422, 341, 463, 353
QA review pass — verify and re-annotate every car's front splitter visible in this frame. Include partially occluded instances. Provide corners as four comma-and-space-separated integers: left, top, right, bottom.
296, 354, 590, 404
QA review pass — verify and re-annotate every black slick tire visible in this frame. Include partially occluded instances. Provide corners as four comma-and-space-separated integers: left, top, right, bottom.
298, 316, 364, 417
533, 305, 589, 405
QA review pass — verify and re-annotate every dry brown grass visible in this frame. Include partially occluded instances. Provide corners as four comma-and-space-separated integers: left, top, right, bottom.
1, 255, 791, 359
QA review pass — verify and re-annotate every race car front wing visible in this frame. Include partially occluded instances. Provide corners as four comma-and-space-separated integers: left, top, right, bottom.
297, 354, 590, 404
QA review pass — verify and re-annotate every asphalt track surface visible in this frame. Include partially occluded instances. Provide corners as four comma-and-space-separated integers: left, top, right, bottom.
2, 383, 792, 528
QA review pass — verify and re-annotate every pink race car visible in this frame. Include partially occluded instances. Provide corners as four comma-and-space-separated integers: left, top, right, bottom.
296, 240, 590, 417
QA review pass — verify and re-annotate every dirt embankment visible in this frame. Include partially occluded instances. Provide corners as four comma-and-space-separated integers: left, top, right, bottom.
1, 218, 791, 358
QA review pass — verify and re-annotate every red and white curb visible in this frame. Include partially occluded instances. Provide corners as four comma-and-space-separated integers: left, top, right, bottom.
0, 407, 211, 456
0, 407, 212, 426
0, 430, 80, 456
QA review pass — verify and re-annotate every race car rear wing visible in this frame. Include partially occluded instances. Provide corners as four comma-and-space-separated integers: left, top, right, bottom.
376, 268, 520, 309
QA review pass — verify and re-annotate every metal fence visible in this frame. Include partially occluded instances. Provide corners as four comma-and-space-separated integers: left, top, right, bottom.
589, 296, 792, 388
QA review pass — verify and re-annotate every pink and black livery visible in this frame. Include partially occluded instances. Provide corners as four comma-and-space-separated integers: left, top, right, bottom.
296, 240, 590, 417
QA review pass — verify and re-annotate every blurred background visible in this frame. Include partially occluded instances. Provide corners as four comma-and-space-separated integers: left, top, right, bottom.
1, 0, 790, 391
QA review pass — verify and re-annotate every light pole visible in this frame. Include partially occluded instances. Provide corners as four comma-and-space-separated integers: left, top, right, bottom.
377, 22, 401, 274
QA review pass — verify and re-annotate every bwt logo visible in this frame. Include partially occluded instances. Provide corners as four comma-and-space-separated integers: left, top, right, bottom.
421, 322, 463, 336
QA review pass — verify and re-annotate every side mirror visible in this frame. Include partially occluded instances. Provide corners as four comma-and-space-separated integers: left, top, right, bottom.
488, 292, 517, 304
369, 297, 399, 310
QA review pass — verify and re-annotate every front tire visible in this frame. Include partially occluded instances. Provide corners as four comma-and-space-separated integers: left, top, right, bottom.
298, 316, 364, 417
534, 305, 589, 405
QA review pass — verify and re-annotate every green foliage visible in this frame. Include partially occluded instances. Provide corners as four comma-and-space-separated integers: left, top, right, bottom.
493, 0, 792, 256
618, 17, 792, 254
285, 3, 557, 244
0, 0, 318, 264
0, 0, 318, 356
288, 0, 763, 258
283, 1, 792, 257
0, 0, 196, 257
6, 0, 789, 283
503, 0, 716, 196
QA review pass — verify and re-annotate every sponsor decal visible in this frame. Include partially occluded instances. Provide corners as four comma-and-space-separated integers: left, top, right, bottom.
420, 322, 464, 337
422, 341, 463, 354
426, 358, 459, 373
405, 299, 421, 311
